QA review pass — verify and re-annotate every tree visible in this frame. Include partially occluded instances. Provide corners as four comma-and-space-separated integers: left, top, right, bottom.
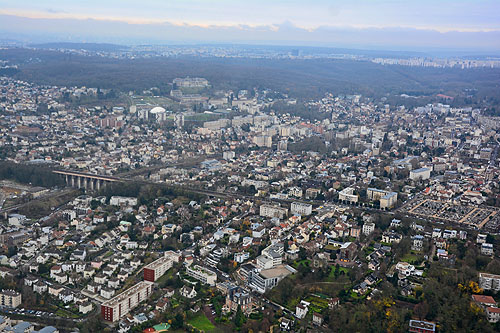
172, 313, 184, 329
234, 304, 245, 328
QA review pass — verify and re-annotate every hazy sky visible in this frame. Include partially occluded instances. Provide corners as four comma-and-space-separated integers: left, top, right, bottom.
0, 0, 499, 51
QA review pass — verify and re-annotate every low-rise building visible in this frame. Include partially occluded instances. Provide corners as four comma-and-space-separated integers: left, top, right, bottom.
186, 265, 217, 286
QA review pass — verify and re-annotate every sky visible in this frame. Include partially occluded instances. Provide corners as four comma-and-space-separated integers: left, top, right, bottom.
0, 0, 499, 52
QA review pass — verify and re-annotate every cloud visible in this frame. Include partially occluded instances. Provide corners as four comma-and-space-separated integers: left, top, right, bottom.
0, 13, 499, 52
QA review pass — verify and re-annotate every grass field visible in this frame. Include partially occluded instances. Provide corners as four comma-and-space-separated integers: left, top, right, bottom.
188, 313, 216, 332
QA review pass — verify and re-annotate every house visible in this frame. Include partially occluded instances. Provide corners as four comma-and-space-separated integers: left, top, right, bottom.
412, 235, 424, 251
83, 267, 96, 278
48, 285, 64, 297
337, 242, 357, 264
24, 276, 38, 287
471, 294, 496, 308
390, 219, 402, 228
381, 231, 402, 244
487, 307, 500, 323
164, 287, 175, 297
295, 301, 309, 319
156, 297, 170, 312
481, 243, 494, 256
362, 222, 375, 236
312, 253, 330, 268
94, 274, 107, 285
225, 287, 254, 314
101, 287, 115, 299
180, 285, 197, 299
79, 301, 93, 314
108, 278, 120, 289
53, 273, 67, 284
33, 281, 47, 294
353, 282, 369, 295
328, 297, 340, 309
58, 289, 73, 304
312, 312, 323, 326
280, 317, 293, 331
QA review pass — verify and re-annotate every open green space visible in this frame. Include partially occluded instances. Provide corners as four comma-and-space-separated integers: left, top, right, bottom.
188, 313, 216, 332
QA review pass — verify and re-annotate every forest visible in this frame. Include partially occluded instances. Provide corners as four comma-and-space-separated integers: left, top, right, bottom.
0, 161, 64, 188
1, 48, 500, 106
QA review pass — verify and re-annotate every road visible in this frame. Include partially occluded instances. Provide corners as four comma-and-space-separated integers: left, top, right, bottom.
490, 143, 499, 167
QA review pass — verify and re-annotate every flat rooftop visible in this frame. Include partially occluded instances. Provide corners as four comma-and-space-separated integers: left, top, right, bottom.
144, 256, 172, 270
102, 281, 153, 307
259, 265, 293, 279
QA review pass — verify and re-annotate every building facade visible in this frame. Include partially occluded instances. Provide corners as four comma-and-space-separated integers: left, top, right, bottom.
101, 281, 153, 322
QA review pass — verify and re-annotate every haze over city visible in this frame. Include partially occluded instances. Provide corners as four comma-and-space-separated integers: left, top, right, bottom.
0, 0, 500, 52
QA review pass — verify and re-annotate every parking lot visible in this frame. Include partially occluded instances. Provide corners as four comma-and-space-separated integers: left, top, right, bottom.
0, 305, 56, 318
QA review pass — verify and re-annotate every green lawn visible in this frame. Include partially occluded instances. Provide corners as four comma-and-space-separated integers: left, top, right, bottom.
328, 265, 350, 281
401, 252, 423, 264
292, 259, 311, 268
188, 313, 216, 332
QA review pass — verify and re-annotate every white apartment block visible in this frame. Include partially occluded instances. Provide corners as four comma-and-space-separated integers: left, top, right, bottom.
260, 204, 288, 219
186, 265, 217, 286
479, 272, 500, 292
110, 196, 138, 207
367, 188, 398, 209
339, 187, 359, 203
290, 202, 312, 216
410, 168, 431, 181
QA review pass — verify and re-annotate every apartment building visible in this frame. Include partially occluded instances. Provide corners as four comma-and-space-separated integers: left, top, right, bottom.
260, 204, 288, 219
290, 202, 313, 216
0, 290, 21, 308
479, 272, 500, 292
101, 281, 153, 322
143, 257, 173, 282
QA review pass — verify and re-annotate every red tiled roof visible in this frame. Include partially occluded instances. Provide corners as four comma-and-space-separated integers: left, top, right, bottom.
472, 294, 496, 304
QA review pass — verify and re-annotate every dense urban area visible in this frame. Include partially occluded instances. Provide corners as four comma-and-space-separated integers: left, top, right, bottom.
0, 44, 499, 333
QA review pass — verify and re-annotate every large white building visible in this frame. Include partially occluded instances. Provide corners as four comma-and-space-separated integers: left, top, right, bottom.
260, 204, 288, 219
186, 265, 217, 286
290, 202, 312, 216
479, 272, 500, 292
173, 77, 209, 88
339, 187, 359, 203
248, 265, 296, 294
367, 188, 398, 209
101, 281, 153, 322
410, 167, 431, 181
110, 196, 138, 207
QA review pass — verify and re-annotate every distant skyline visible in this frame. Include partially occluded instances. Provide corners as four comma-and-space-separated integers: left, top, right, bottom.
0, 1, 499, 52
